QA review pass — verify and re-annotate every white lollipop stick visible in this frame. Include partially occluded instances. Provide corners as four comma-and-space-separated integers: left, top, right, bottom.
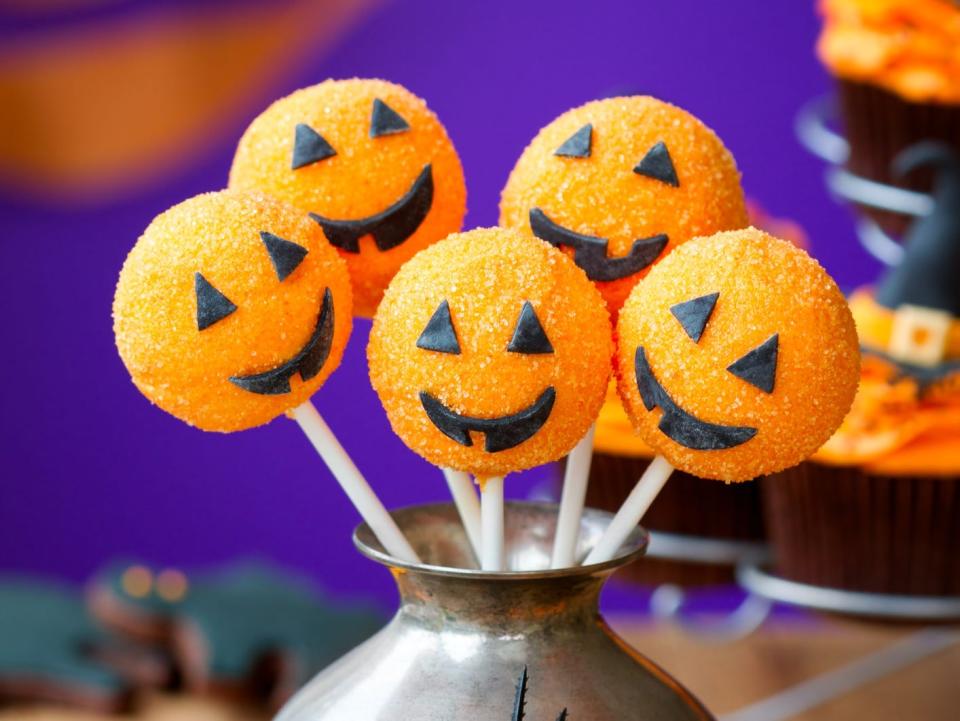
582, 454, 673, 565
479, 476, 506, 571
443, 468, 482, 562
290, 401, 420, 564
550, 424, 596, 568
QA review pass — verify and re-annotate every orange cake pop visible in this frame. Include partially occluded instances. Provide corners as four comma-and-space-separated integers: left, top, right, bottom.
500, 95, 747, 315
616, 227, 860, 482
113, 190, 353, 432
229, 78, 467, 317
368, 227, 613, 479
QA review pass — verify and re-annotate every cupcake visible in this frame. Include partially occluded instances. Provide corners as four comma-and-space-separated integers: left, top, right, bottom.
583, 383, 765, 586
763, 143, 960, 596
817, 0, 960, 233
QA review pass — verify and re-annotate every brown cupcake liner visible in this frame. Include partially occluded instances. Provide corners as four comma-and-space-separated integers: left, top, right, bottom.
580, 453, 765, 587
837, 79, 960, 235
762, 462, 960, 596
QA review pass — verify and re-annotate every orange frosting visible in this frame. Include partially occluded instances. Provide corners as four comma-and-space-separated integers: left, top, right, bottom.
849, 288, 960, 360
113, 190, 353, 432
818, 0, 960, 103
813, 288, 960, 475
814, 358, 960, 474
368, 227, 612, 478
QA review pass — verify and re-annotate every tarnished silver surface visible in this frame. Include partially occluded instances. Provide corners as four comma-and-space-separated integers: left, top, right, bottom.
276, 501, 714, 721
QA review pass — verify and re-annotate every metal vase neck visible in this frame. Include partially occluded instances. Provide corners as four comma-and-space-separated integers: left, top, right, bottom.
275, 503, 714, 721
353, 501, 647, 633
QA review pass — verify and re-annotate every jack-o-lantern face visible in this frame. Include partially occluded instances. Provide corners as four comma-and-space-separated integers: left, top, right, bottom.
368, 227, 612, 478
113, 190, 353, 432
616, 228, 859, 482
500, 96, 748, 315
229, 78, 466, 317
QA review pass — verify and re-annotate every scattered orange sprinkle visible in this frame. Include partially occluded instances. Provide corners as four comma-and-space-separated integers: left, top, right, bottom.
616, 227, 860, 482
500, 95, 747, 316
368, 227, 613, 477
113, 190, 353, 432
230, 78, 467, 317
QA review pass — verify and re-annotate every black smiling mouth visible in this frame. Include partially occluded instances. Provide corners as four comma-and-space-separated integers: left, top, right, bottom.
419, 387, 556, 453
309, 164, 433, 254
529, 208, 668, 282
229, 289, 334, 395
635, 346, 757, 451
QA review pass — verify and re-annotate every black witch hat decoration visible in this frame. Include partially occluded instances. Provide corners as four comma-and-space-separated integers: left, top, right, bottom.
866, 142, 960, 379
875, 142, 960, 318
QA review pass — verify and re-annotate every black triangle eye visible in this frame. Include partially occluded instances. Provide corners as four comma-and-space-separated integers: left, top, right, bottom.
195, 273, 237, 330
291, 123, 336, 169
634, 141, 679, 186
554, 124, 592, 158
508, 302, 554, 354
370, 98, 410, 138
417, 300, 460, 354
727, 334, 779, 393
670, 292, 718, 343
260, 231, 308, 281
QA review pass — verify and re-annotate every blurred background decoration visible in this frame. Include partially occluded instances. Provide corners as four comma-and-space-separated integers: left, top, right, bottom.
0, 0, 378, 203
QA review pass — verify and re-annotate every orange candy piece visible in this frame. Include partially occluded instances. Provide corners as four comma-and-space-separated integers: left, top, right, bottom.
368, 227, 613, 478
230, 78, 467, 317
113, 190, 353, 432
500, 95, 747, 315
616, 228, 860, 482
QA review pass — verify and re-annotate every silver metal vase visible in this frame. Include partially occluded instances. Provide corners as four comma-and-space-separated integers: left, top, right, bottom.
276, 501, 714, 720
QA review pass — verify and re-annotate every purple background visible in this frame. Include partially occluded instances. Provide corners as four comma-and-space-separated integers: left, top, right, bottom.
0, 0, 879, 609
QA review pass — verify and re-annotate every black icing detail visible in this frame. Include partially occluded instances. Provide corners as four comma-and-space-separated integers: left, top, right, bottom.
419, 387, 556, 453
195, 273, 237, 331
506, 665, 567, 721
370, 98, 410, 138
727, 334, 779, 393
309, 164, 433, 253
862, 346, 960, 396
229, 289, 334, 395
529, 208, 668, 282
508, 301, 553, 354
512, 666, 528, 721
875, 142, 960, 316
260, 231, 308, 281
554, 124, 592, 158
635, 346, 757, 450
670, 292, 718, 343
291, 123, 336, 169
416, 300, 460, 354
634, 141, 679, 187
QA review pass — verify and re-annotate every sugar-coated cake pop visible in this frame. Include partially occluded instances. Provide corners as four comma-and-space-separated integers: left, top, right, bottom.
500, 96, 748, 315
615, 227, 859, 482
114, 190, 353, 432
368, 227, 613, 478
229, 78, 467, 317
